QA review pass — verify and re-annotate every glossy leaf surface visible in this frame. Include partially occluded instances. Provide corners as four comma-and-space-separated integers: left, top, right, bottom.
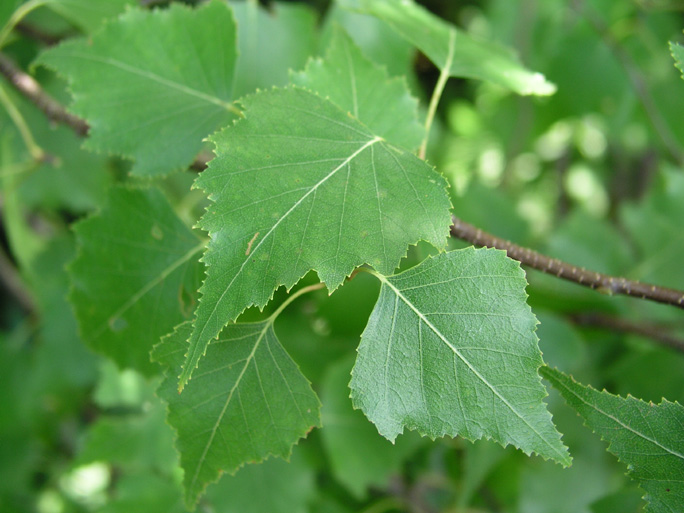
350, 248, 570, 465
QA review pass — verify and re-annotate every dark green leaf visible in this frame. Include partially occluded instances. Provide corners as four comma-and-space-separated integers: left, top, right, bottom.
69, 186, 203, 375
153, 320, 320, 507
542, 366, 684, 513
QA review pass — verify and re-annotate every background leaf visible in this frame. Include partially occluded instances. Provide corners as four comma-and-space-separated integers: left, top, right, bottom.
36, 0, 238, 176
291, 26, 423, 150
350, 248, 570, 465
69, 186, 204, 375
182, 86, 451, 386
360, 0, 556, 95
541, 366, 684, 513
153, 320, 320, 507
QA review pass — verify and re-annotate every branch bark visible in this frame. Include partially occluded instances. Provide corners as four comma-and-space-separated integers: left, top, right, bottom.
450, 215, 684, 310
0, 52, 89, 136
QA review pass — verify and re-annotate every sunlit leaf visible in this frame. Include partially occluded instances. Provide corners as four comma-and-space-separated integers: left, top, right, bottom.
361, 0, 556, 95
181, 86, 451, 387
291, 26, 423, 149
350, 248, 571, 465
541, 366, 684, 513
36, 0, 238, 176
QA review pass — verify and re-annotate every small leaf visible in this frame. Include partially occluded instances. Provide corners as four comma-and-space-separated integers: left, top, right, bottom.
361, 0, 556, 95
541, 366, 684, 513
291, 26, 423, 150
46, 0, 135, 33
350, 248, 571, 465
36, 0, 238, 176
69, 186, 204, 375
181, 86, 451, 387
153, 320, 320, 507
670, 41, 684, 80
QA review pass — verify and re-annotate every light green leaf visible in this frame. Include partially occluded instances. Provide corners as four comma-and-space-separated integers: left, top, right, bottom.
69, 186, 204, 375
670, 41, 684, 80
291, 26, 423, 150
350, 248, 571, 465
232, 1, 317, 98
321, 356, 423, 499
153, 320, 321, 507
46, 0, 135, 33
541, 366, 684, 513
360, 0, 556, 95
182, 86, 451, 387
36, 0, 238, 176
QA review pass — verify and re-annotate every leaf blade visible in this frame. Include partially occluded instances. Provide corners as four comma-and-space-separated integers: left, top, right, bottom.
153, 320, 320, 507
180, 86, 452, 387
541, 366, 684, 513
350, 248, 571, 465
36, 0, 238, 176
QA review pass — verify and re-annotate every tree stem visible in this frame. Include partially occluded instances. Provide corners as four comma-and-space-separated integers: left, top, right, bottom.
450, 215, 684, 310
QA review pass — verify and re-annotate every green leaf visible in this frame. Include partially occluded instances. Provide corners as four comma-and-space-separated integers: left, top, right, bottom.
291, 26, 423, 150
36, 0, 238, 176
541, 366, 684, 513
360, 0, 556, 96
232, 1, 317, 98
321, 356, 423, 499
152, 320, 321, 507
46, 0, 135, 33
350, 248, 571, 465
69, 186, 204, 375
670, 41, 684, 80
182, 86, 451, 387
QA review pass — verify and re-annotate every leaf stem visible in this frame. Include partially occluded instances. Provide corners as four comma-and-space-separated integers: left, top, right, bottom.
0, 0, 51, 49
0, 82, 45, 162
267, 282, 325, 323
450, 215, 684, 310
419, 28, 455, 160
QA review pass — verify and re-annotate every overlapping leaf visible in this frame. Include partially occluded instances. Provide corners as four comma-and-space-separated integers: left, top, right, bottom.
152, 320, 320, 507
46, 0, 135, 33
670, 41, 684, 79
181, 86, 451, 387
350, 248, 571, 465
360, 0, 556, 95
36, 1, 238, 176
69, 186, 204, 375
291, 26, 423, 150
541, 367, 684, 513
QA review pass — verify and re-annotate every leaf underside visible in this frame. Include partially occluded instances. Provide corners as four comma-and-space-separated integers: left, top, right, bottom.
36, 0, 238, 176
541, 367, 684, 513
180, 86, 452, 387
68, 186, 203, 375
350, 248, 571, 466
153, 320, 320, 507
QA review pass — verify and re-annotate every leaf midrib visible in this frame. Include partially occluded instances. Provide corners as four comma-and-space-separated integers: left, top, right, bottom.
374, 271, 569, 463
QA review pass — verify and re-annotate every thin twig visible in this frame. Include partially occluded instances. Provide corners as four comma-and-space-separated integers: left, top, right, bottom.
0, 245, 35, 312
450, 215, 684, 310
0, 52, 89, 136
570, 312, 684, 353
